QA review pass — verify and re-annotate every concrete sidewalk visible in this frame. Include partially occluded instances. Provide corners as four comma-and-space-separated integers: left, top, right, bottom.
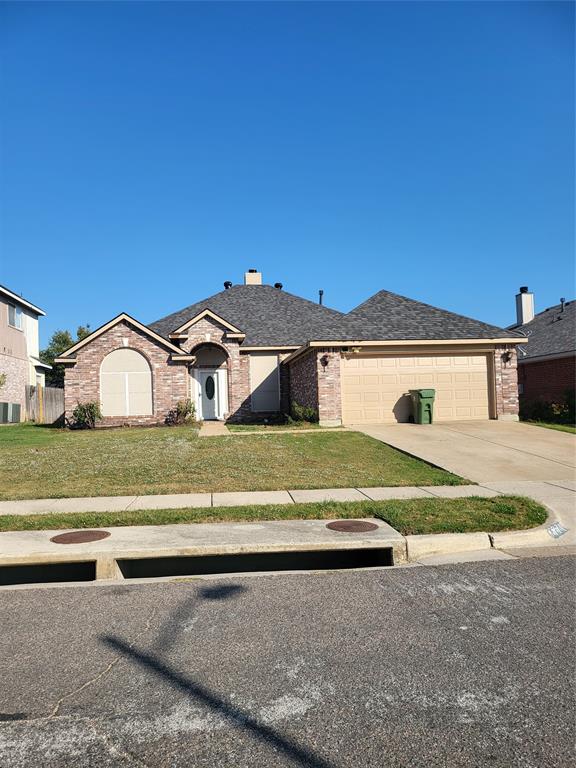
0, 484, 502, 516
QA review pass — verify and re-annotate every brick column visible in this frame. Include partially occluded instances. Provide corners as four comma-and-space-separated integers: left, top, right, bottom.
493, 345, 519, 420
316, 349, 342, 427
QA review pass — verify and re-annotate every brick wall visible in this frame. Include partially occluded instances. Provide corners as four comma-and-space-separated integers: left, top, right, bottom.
64, 320, 188, 426
316, 349, 342, 425
287, 348, 342, 426
518, 354, 576, 405
493, 345, 519, 420
0, 353, 28, 418
288, 350, 319, 413
180, 317, 252, 421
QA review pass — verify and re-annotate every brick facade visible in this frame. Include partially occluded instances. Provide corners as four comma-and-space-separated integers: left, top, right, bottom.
63, 316, 260, 426
517, 354, 576, 406
180, 317, 252, 422
0, 353, 28, 418
64, 316, 521, 427
286, 348, 342, 426
492, 345, 520, 420
287, 349, 318, 413
64, 320, 188, 426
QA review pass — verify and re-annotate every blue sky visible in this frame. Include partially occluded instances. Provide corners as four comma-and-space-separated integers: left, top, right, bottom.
1, 1, 574, 345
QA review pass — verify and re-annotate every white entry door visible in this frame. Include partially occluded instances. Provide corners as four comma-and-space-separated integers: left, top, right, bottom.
199, 370, 219, 420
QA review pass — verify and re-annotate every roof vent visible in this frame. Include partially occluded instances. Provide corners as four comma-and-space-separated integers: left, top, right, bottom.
274, 282, 283, 290
520, 286, 529, 294
223, 281, 232, 290
244, 270, 262, 285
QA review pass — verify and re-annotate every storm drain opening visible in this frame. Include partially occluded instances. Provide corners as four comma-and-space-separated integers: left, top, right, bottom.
117, 547, 394, 579
0, 561, 96, 586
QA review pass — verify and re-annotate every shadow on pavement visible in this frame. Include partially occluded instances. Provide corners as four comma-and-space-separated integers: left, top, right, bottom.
150, 582, 248, 653
101, 634, 335, 768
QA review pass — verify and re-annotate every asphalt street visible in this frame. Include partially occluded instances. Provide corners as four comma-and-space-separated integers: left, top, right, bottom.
0, 557, 574, 767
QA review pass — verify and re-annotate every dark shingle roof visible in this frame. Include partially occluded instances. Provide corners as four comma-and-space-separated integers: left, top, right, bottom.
149, 284, 345, 346
337, 290, 521, 341
150, 285, 522, 347
509, 300, 576, 360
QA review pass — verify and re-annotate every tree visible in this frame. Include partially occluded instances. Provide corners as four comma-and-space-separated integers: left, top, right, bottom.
40, 326, 91, 387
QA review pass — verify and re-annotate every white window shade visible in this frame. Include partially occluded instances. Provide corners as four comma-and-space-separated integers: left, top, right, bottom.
249, 353, 280, 412
100, 349, 153, 417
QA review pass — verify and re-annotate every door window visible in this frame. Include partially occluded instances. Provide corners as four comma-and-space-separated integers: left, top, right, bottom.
205, 375, 215, 400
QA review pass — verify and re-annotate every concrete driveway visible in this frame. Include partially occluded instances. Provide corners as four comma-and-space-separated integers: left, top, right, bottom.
354, 421, 576, 483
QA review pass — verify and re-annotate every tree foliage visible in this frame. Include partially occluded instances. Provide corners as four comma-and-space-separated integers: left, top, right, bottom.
40, 326, 91, 387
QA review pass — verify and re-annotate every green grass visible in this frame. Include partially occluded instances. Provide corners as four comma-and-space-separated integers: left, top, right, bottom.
0, 496, 546, 535
227, 422, 323, 432
523, 421, 576, 434
0, 423, 465, 500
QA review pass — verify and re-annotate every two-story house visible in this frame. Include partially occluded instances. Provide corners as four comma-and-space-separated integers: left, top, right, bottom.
0, 284, 50, 421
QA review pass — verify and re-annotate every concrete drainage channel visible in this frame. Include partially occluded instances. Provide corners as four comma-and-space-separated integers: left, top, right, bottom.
0, 518, 404, 588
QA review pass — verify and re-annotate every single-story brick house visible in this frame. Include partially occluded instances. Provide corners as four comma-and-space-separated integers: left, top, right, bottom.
56, 270, 526, 427
509, 286, 575, 409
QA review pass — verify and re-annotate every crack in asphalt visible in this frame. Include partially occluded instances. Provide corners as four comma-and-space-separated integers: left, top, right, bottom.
47, 607, 158, 720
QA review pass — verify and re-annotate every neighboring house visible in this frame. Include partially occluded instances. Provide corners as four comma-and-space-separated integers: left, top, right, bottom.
0, 284, 51, 420
509, 286, 576, 407
56, 269, 525, 426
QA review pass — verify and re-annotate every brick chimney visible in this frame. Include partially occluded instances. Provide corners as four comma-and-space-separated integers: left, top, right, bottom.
244, 269, 262, 285
515, 286, 535, 325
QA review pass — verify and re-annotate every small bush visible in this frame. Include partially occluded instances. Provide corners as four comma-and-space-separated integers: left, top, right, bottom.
291, 401, 319, 423
71, 401, 102, 429
166, 398, 196, 426
0, 373, 6, 389
520, 389, 576, 426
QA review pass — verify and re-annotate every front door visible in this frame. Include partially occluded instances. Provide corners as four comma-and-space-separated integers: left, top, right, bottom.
199, 370, 218, 420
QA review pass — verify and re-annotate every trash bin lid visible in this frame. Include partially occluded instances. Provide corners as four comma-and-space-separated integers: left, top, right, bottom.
418, 388, 436, 398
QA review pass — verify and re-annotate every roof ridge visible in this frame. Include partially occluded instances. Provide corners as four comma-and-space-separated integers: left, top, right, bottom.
348, 288, 520, 337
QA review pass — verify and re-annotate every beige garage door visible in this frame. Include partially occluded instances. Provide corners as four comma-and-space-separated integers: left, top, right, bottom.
341, 354, 490, 424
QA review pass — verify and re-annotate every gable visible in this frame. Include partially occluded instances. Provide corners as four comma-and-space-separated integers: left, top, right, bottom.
54, 313, 184, 362
170, 308, 244, 337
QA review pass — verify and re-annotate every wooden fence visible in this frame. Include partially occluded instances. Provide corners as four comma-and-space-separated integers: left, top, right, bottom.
25, 385, 65, 424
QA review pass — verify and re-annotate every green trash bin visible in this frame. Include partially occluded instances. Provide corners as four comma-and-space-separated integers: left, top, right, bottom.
409, 389, 436, 424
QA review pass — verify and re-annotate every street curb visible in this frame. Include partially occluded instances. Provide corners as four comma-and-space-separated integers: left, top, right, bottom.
406, 532, 492, 561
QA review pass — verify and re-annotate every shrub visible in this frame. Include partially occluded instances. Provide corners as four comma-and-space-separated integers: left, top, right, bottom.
291, 401, 319, 423
71, 401, 102, 429
166, 398, 196, 426
521, 389, 576, 426
0, 373, 6, 389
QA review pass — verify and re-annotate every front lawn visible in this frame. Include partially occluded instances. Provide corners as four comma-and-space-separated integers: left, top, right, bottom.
227, 422, 323, 432
523, 421, 576, 435
0, 424, 465, 500
0, 496, 546, 534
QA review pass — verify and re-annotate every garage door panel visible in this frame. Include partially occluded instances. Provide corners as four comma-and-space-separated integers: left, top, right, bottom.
342, 354, 490, 424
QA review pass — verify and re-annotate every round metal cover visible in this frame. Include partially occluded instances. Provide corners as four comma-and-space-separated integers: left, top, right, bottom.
50, 530, 111, 545
326, 520, 379, 533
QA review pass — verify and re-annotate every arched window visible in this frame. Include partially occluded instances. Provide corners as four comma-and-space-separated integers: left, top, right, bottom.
100, 349, 153, 417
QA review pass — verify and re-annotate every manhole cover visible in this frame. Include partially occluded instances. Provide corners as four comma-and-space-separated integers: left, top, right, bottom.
326, 520, 379, 533
50, 530, 111, 545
